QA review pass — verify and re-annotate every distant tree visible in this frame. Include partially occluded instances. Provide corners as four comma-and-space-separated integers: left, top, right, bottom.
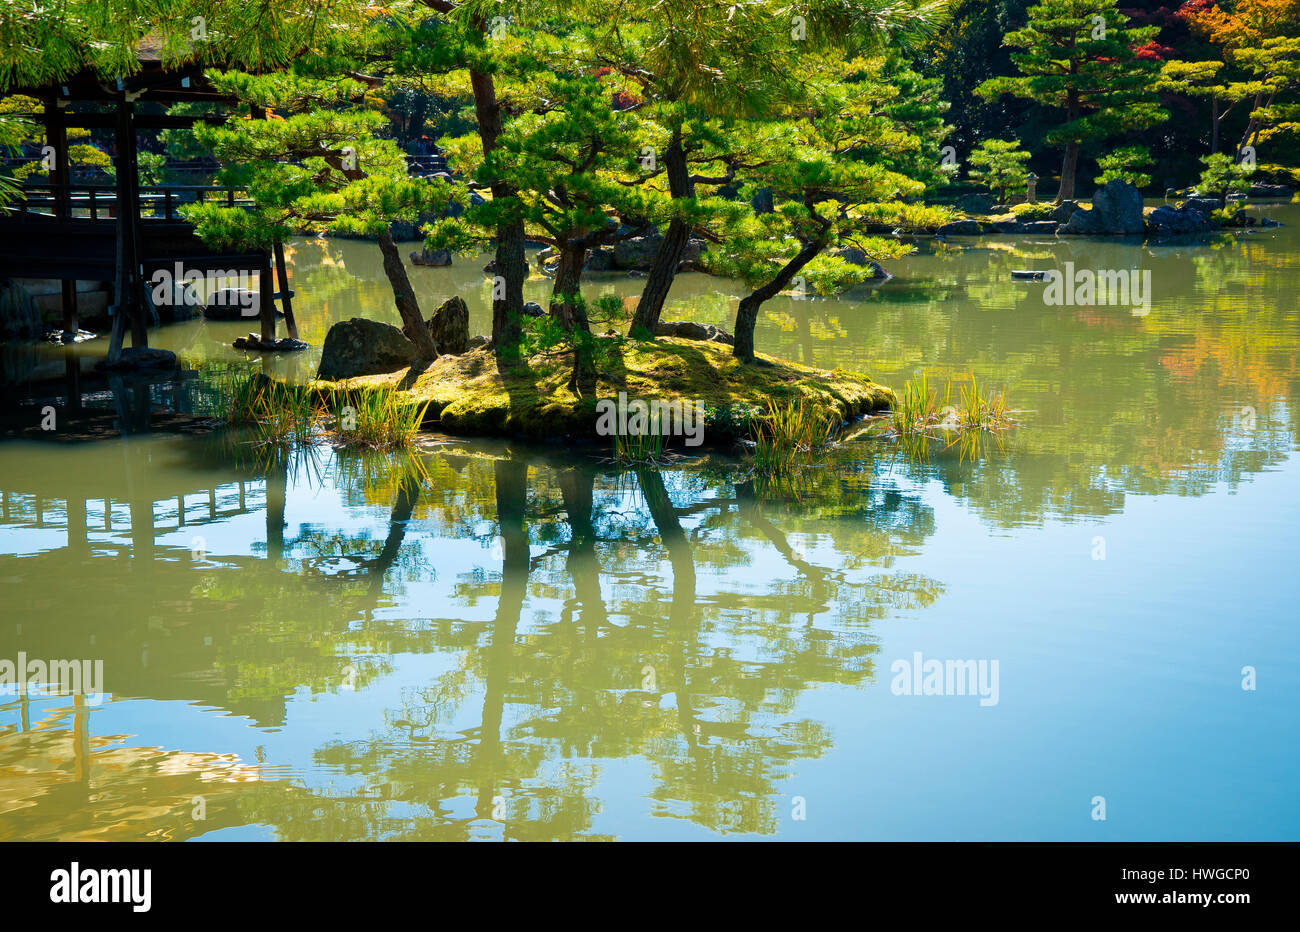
1177, 0, 1300, 161
977, 0, 1166, 201
1094, 144, 1153, 188
969, 138, 1031, 201
1196, 151, 1255, 197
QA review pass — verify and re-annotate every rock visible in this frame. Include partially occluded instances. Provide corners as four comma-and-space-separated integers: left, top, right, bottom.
523, 301, 546, 318
654, 320, 735, 345
1060, 180, 1143, 235
751, 187, 774, 214
828, 247, 890, 279
46, 328, 96, 344
1249, 183, 1291, 198
989, 218, 1021, 234
1182, 196, 1223, 215
203, 288, 261, 320
1011, 270, 1048, 281
483, 259, 499, 274
1059, 209, 1100, 234
96, 347, 178, 371
1051, 200, 1083, 223
317, 317, 417, 380
936, 219, 982, 236
0, 279, 44, 339
1023, 220, 1060, 234
233, 334, 308, 352
410, 247, 452, 267
613, 233, 662, 269
1260, 216, 1282, 228
147, 278, 204, 323
467, 335, 490, 350
584, 247, 615, 271
1146, 204, 1220, 235
426, 295, 469, 355
679, 237, 707, 271
955, 193, 994, 213
535, 246, 556, 267
1089, 179, 1145, 234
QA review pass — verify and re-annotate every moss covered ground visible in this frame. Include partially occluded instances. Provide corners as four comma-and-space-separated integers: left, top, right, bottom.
312, 336, 894, 445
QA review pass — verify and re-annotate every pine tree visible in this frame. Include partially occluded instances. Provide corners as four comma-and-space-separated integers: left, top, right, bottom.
185, 71, 458, 359
976, 0, 1166, 201
969, 138, 1031, 202
706, 56, 951, 362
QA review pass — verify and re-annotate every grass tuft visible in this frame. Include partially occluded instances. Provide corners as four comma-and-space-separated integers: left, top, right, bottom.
751, 396, 837, 476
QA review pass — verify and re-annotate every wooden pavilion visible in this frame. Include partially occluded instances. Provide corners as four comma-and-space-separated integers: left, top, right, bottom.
0, 40, 297, 361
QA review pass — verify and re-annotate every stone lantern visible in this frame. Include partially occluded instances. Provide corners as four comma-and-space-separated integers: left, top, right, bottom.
1026, 172, 1039, 204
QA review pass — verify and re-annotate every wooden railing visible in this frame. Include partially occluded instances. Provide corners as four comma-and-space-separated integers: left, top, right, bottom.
3, 183, 253, 222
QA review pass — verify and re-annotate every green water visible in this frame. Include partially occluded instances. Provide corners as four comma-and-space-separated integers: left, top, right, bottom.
1, 209, 1297, 840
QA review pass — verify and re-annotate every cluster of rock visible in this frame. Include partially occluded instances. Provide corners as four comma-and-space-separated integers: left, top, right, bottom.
533, 229, 709, 275
316, 294, 746, 380
938, 180, 1280, 239
317, 295, 475, 379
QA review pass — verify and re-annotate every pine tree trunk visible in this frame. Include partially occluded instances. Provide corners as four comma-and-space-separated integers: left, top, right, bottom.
469, 67, 527, 355
629, 129, 693, 337
377, 229, 437, 360
733, 238, 826, 363
1057, 90, 1081, 203
1057, 140, 1079, 203
550, 245, 596, 394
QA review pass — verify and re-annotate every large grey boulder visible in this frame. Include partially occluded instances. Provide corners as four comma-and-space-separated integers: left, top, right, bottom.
613, 233, 662, 269
317, 317, 417, 380
584, 247, 615, 271
1061, 180, 1144, 235
828, 246, 890, 280
679, 237, 707, 270
1146, 204, 1219, 235
955, 193, 994, 213
1249, 182, 1291, 198
410, 246, 452, 266
1182, 196, 1223, 215
426, 296, 469, 355
654, 320, 735, 345
523, 301, 546, 318
937, 219, 982, 236
1051, 200, 1084, 223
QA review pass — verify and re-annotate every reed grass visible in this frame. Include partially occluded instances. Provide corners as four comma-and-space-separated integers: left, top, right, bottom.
210, 373, 427, 450
610, 428, 667, 465
332, 385, 430, 450
751, 396, 837, 476
886, 371, 1015, 460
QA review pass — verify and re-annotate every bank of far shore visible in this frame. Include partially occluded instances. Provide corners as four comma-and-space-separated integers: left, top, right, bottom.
312, 337, 895, 445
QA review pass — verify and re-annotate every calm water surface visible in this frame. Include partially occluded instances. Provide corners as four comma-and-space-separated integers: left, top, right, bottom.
1, 207, 1297, 840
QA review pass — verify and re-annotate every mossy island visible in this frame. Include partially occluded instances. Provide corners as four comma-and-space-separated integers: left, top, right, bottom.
312, 328, 894, 447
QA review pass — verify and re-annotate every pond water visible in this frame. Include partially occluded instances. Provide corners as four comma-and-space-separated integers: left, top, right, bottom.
1, 207, 1298, 840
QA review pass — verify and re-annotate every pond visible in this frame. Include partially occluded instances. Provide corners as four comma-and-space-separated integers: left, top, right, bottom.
1, 207, 1297, 840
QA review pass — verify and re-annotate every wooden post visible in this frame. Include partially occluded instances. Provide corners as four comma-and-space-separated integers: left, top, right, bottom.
46, 97, 80, 337
67, 495, 88, 557
273, 240, 298, 339
108, 97, 147, 359
259, 254, 275, 344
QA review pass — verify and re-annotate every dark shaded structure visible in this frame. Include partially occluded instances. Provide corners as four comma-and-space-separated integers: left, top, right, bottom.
0, 42, 296, 359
